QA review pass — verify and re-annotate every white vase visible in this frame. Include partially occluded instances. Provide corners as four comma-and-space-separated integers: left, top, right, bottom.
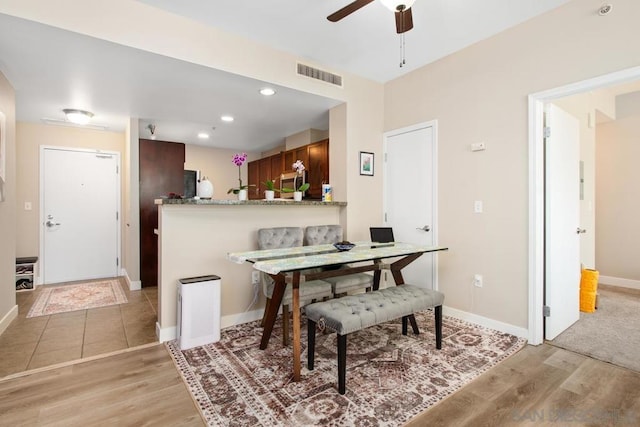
265, 190, 275, 201
198, 178, 213, 199
238, 189, 248, 201
293, 191, 303, 202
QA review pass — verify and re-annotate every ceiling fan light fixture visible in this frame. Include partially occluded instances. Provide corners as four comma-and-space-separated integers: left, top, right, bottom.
63, 108, 94, 125
380, 0, 415, 13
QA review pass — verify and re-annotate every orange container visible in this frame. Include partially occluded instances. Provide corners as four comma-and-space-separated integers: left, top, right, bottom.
580, 269, 599, 293
580, 290, 597, 313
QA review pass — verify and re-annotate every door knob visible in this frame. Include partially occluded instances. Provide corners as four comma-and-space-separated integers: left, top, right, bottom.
416, 225, 431, 232
576, 228, 586, 234
46, 220, 61, 227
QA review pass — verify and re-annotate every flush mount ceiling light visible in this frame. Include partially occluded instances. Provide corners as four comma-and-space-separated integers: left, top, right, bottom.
259, 87, 276, 96
221, 115, 234, 122
63, 109, 94, 125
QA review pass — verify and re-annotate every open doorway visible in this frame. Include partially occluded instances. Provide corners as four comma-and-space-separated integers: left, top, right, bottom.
528, 66, 640, 372
529, 65, 640, 343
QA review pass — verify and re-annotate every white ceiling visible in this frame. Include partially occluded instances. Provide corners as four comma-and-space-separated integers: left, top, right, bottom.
0, 0, 596, 152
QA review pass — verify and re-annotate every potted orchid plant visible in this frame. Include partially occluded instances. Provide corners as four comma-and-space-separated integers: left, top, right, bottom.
227, 152, 254, 200
263, 178, 280, 201
282, 160, 310, 201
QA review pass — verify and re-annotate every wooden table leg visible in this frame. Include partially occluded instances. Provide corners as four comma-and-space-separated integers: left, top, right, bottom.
291, 271, 301, 382
373, 259, 382, 291
259, 273, 286, 350
390, 253, 424, 335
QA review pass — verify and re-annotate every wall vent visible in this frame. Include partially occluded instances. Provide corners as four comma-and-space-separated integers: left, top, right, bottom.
297, 63, 343, 87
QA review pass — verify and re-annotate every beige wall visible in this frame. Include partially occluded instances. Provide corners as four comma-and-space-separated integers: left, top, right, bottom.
0, 71, 17, 333
184, 145, 259, 200
15, 123, 125, 267
596, 113, 640, 280
384, 0, 640, 329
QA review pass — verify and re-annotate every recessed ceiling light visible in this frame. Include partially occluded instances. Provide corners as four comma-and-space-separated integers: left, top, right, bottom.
259, 87, 276, 96
221, 115, 234, 122
63, 108, 94, 125
198, 132, 210, 139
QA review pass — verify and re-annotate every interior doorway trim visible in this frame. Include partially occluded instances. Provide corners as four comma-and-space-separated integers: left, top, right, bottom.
528, 65, 640, 345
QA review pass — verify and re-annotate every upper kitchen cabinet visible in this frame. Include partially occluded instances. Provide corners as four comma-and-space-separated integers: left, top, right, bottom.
248, 152, 282, 200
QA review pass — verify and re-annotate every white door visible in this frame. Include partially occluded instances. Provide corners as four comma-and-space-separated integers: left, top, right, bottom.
545, 104, 581, 340
41, 147, 120, 284
384, 123, 437, 289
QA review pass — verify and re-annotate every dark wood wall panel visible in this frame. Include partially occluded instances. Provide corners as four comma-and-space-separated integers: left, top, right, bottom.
139, 139, 185, 287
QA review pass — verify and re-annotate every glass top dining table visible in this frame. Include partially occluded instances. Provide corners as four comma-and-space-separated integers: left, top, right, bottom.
228, 241, 448, 381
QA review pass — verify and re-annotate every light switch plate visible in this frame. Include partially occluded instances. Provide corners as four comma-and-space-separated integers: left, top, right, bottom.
471, 142, 486, 152
24, 202, 32, 211
474, 200, 483, 213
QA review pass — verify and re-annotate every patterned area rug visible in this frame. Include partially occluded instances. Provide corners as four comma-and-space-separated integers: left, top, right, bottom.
167, 311, 526, 426
27, 279, 128, 318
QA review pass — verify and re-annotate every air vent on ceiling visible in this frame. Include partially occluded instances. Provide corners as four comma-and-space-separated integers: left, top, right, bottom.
297, 63, 343, 87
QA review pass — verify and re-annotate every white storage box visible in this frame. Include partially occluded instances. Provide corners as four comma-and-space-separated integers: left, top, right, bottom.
177, 275, 221, 350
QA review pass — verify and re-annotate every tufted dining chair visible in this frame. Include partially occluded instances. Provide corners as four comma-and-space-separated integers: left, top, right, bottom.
304, 225, 374, 297
257, 227, 333, 346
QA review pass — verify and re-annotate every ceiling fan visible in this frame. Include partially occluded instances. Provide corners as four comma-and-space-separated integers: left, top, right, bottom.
327, 0, 416, 34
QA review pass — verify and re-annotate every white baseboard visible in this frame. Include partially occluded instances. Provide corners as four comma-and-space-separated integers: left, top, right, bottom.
599, 275, 640, 290
121, 268, 141, 291
0, 305, 18, 336
156, 322, 176, 343
443, 305, 529, 340
221, 309, 263, 329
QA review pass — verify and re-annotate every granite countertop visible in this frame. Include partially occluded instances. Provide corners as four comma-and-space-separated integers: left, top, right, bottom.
156, 198, 347, 206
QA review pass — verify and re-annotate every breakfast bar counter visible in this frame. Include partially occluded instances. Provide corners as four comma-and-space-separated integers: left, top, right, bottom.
154, 198, 347, 342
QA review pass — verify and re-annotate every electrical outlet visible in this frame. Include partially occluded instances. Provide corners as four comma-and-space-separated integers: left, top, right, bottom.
24, 202, 32, 211
474, 274, 483, 288
251, 271, 260, 285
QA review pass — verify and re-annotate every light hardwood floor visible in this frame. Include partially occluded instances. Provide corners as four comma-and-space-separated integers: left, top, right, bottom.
1, 343, 638, 426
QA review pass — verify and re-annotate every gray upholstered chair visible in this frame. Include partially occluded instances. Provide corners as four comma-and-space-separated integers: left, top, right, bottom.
258, 227, 333, 346
304, 225, 374, 296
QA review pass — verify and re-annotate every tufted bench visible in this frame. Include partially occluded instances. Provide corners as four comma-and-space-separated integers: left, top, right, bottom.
305, 284, 444, 394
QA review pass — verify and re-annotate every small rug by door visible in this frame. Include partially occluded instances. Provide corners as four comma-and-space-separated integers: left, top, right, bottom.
550, 287, 640, 372
27, 279, 128, 318
167, 312, 526, 426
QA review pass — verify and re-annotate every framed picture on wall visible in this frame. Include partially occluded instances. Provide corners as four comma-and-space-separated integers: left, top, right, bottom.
359, 151, 374, 176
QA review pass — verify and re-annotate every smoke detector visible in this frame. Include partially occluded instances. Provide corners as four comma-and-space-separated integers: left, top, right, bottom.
598, 4, 613, 16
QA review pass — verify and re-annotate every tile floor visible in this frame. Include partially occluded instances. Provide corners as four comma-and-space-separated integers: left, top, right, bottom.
0, 277, 158, 378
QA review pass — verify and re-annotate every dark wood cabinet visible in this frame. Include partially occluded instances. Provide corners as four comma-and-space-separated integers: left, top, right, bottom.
139, 139, 185, 287
247, 153, 283, 200
247, 159, 260, 200
248, 140, 329, 200
307, 139, 329, 199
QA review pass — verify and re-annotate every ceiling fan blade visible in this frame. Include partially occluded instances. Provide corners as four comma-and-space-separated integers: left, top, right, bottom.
327, 0, 375, 22
395, 7, 414, 33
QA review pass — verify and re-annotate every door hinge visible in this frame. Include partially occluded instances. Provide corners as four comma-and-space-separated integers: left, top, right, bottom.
384, 152, 388, 162
384, 212, 387, 222
116, 165, 119, 174
116, 257, 119, 266
544, 127, 551, 138
543, 305, 551, 317
116, 211, 119, 220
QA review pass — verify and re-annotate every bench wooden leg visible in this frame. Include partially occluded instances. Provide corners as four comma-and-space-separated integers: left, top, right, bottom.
307, 320, 316, 370
435, 305, 442, 349
408, 314, 420, 334
402, 316, 408, 335
337, 334, 347, 395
